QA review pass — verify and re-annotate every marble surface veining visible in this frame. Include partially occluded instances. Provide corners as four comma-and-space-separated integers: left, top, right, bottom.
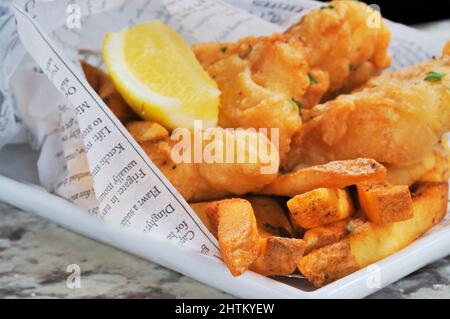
0, 202, 231, 299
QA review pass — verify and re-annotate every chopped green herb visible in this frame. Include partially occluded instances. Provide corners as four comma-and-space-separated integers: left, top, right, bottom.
346, 224, 355, 233
320, 5, 335, 10
308, 73, 318, 84
291, 98, 302, 112
349, 64, 354, 72
220, 47, 228, 54
424, 71, 445, 82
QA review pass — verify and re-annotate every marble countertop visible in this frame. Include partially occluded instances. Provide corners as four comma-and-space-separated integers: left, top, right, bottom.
1, 18, 449, 299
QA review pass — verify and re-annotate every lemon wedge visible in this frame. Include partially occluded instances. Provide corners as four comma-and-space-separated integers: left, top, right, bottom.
102, 21, 220, 129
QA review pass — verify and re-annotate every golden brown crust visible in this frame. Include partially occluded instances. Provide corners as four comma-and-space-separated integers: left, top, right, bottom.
357, 182, 413, 224
247, 196, 294, 238
288, 188, 354, 229
286, 0, 392, 96
133, 127, 279, 202
286, 54, 450, 170
299, 239, 359, 287
195, 34, 306, 162
261, 158, 386, 197
206, 199, 260, 276
299, 182, 449, 288
250, 237, 306, 276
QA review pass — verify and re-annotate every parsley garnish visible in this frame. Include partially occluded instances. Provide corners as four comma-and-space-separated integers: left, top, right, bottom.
308, 73, 318, 84
220, 47, 228, 54
349, 64, 354, 72
424, 71, 445, 82
320, 5, 335, 10
346, 224, 355, 233
291, 98, 302, 112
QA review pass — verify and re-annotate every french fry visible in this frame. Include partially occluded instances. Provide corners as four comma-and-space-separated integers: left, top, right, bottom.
247, 196, 294, 238
126, 121, 169, 143
357, 182, 413, 224
288, 188, 354, 229
206, 199, 260, 276
246, 197, 305, 276
250, 237, 306, 276
303, 219, 365, 253
299, 182, 449, 287
190, 202, 215, 235
260, 158, 386, 197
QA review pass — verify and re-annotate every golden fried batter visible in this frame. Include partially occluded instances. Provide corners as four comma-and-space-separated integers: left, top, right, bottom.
127, 121, 280, 202
286, 0, 392, 97
286, 47, 450, 172
194, 1, 392, 165
194, 34, 307, 162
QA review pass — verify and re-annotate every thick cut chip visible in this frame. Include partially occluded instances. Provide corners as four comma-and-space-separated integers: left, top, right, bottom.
299, 182, 448, 287
288, 188, 354, 229
303, 219, 365, 253
247, 196, 294, 238
250, 237, 306, 276
206, 199, 260, 276
260, 159, 386, 197
357, 182, 413, 224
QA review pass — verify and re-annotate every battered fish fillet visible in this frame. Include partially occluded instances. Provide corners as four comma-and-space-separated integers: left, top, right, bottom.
386, 140, 450, 186
286, 0, 392, 97
194, 34, 308, 162
286, 46, 450, 173
193, 1, 391, 163
127, 121, 280, 202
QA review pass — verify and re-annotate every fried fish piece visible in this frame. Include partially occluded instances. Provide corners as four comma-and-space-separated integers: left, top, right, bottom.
194, 2, 392, 164
194, 34, 307, 162
286, 0, 392, 97
286, 48, 450, 171
127, 121, 280, 202
81, 61, 138, 123
246, 197, 306, 276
